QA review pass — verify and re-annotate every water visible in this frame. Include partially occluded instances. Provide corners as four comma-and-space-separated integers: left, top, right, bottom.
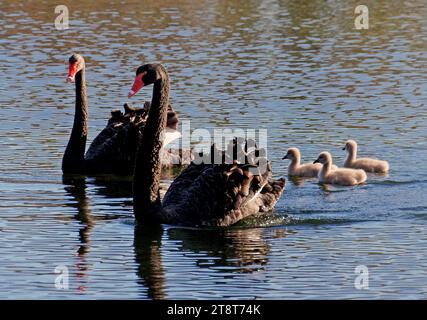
1, 0, 427, 299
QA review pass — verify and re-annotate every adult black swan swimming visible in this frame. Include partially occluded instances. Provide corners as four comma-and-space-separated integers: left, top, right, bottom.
129, 63, 285, 227
62, 54, 191, 175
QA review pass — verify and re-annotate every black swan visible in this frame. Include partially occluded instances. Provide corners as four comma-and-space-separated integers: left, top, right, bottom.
129, 63, 285, 227
62, 54, 192, 175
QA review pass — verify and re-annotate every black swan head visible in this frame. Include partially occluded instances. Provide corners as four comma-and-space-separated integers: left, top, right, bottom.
128, 64, 164, 98
66, 54, 85, 83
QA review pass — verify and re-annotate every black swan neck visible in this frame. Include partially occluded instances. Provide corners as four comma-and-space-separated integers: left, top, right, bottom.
133, 67, 170, 223
62, 68, 89, 173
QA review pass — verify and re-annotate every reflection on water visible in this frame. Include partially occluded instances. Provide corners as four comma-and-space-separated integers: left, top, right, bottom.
134, 225, 166, 300
1, 0, 427, 299
63, 177, 94, 257
167, 227, 270, 273
63, 177, 277, 299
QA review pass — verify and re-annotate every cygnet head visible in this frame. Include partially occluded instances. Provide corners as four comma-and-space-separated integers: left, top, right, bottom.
282, 147, 301, 161
314, 151, 332, 165
343, 139, 357, 152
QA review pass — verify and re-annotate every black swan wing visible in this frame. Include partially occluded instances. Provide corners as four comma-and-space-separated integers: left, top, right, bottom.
84, 103, 181, 174
161, 162, 285, 226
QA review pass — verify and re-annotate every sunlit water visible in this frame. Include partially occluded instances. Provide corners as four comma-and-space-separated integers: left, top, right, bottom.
1, 0, 427, 299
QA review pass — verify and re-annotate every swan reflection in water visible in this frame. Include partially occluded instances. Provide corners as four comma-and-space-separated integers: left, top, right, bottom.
63, 174, 290, 299
133, 225, 275, 299
63, 175, 95, 293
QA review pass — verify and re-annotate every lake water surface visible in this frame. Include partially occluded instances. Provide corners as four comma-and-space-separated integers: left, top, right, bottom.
1, 0, 427, 299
